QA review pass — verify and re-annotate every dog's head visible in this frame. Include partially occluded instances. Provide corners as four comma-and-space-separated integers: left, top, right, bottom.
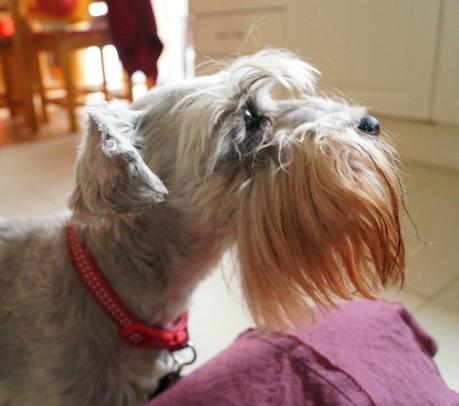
70, 49, 405, 330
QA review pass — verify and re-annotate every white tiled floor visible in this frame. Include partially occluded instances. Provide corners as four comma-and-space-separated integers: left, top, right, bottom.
0, 136, 458, 391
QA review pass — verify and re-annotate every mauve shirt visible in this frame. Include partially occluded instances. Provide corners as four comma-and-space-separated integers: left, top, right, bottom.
149, 300, 459, 405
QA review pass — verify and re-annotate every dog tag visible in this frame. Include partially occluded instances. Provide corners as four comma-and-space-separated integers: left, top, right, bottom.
148, 371, 182, 399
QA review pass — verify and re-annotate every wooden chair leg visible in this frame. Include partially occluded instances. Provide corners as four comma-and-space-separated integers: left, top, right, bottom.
1, 54, 16, 118
9, 0, 38, 131
124, 70, 133, 102
99, 46, 109, 99
146, 74, 155, 89
58, 43, 78, 133
36, 51, 49, 123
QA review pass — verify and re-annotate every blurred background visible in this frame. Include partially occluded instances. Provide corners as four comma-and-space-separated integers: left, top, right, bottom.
0, 0, 457, 391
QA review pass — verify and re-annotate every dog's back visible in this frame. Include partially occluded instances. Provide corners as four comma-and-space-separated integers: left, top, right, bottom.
0, 215, 69, 300
0, 215, 70, 405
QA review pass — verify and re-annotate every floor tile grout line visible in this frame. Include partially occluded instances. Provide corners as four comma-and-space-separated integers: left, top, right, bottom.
27, 183, 72, 211
412, 273, 459, 314
402, 284, 431, 298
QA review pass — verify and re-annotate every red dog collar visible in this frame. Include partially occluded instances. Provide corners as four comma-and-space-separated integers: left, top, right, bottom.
66, 222, 189, 351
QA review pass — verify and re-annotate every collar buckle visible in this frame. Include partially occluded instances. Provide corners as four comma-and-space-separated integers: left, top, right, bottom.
120, 312, 189, 351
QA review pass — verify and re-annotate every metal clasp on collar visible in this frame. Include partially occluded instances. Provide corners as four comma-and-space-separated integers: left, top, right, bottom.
148, 341, 197, 400
170, 340, 197, 372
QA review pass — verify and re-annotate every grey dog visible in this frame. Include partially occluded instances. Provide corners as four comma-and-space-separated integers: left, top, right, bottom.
0, 49, 405, 405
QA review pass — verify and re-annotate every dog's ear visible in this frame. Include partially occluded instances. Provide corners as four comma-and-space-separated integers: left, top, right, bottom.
69, 101, 167, 223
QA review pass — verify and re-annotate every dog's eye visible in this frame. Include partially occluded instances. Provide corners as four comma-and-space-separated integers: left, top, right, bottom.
243, 106, 262, 131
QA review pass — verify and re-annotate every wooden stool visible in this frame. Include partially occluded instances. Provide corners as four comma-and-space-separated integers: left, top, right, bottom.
31, 18, 133, 132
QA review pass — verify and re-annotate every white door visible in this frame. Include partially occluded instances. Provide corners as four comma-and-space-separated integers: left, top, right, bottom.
286, 0, 441, 119
432, 0, 459, 125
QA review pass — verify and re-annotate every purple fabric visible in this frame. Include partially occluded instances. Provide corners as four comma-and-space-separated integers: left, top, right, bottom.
106, 0, 163, 78
149, 300, 459, 405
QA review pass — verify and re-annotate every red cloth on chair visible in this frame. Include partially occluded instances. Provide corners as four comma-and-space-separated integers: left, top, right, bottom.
106, 0, 163, 80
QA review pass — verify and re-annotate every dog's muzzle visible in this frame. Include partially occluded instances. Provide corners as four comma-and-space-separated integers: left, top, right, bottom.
357, 115, 380, 136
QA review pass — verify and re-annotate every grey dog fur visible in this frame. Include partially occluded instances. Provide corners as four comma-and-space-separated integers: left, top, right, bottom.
0, 49, 395, 405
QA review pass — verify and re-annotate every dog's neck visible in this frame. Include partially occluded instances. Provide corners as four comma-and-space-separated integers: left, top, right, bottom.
79, 204, 228, 325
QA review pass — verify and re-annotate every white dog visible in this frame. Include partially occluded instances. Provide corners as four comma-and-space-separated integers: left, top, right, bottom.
0, 50, 405, 405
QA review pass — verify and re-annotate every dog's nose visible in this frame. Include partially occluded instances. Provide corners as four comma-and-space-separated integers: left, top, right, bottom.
357, 116, 380, 136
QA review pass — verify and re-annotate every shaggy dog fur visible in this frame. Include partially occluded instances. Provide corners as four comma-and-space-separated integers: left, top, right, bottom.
0, 49, 404, 405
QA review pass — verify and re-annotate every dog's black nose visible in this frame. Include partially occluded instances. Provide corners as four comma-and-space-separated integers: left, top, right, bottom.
357, 116, 380, 136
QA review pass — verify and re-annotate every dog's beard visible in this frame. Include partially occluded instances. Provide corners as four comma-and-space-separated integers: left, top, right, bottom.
171, 49, 405, 331
235, 118, 405, 331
